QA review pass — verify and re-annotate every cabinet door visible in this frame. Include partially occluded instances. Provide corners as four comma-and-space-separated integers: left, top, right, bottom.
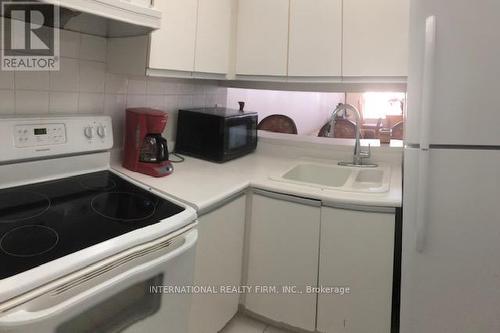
317, 207, 395, 333
149, 0, 198, 71
236, 0, 289, 76
194, 0, 233, 74
245, 191, 320, 331
288, 0, 342, 77
343, 0, 409, 77
189, 196, 246, 333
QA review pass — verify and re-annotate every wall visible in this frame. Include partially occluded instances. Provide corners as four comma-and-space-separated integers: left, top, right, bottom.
0, 27, 227, 149
226, 88, 344, 136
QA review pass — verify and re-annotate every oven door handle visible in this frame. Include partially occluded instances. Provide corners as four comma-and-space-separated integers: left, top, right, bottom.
0, 229, 197, 326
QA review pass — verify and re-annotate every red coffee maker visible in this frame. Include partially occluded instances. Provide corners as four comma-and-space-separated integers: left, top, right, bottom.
123, 108, 174, 177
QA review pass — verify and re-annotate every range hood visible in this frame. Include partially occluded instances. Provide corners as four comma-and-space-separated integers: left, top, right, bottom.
25, 0, 161, 37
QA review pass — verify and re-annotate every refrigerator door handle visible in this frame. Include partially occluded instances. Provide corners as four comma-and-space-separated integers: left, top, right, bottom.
416, 16, 436, 253
416, 150, 430, 252
419, 16, 436, 150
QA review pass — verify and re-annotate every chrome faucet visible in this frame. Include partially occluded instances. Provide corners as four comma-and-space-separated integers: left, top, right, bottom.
327, 103, 378, 167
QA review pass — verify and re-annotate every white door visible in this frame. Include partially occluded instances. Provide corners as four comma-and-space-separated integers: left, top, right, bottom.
189, 195, 246, 333
288, 0, 342, 77
194, 0, 233, 74
405, 0, 500, 145
317, 207, 394, 333
342, 0, 409, 77
401, 148, 500, 333
149, 0, 198, 72
236, 0, 289, 76
245, 190, 320, 331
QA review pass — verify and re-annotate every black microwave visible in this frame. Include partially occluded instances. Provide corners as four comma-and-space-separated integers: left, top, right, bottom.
175, 107, 258, 163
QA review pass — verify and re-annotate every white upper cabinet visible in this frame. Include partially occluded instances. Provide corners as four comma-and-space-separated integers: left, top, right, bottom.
343, 0, 410, 77
149, 0, 198, 72
194, 0, 233, 74
236, 0, 289, 76
288, 0, 342, 77
148, 0, 232, 74
116, 0, 409, 79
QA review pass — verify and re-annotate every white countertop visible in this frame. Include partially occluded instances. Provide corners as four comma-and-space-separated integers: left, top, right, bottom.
111, 138, 402, 213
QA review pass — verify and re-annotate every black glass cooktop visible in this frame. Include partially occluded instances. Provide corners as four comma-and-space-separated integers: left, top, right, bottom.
0, 171, 185, 279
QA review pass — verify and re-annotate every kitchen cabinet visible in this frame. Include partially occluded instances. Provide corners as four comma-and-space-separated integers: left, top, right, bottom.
317, 206, 395, 333
149, 0, 198, 72
342, 0, 409, 77
194, 0, 233, 74
188, 195, 246, 333
245, 190, 320, 331
108, 0, 233, 76
288, 0, 342, 77
236, 0, 289, 76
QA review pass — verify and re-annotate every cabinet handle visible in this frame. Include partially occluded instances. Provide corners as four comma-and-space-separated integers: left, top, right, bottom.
252, 188, 321, 207
322, 201, 396, 214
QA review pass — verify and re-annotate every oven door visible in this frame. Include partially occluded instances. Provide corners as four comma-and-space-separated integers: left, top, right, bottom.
0, 226, 197, 333
223, 115, 257, 161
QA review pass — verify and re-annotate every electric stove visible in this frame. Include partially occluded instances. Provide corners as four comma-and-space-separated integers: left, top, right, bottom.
0, 170, 185, 279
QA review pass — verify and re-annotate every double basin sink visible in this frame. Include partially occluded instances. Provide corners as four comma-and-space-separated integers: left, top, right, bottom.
271, 160, 391, 193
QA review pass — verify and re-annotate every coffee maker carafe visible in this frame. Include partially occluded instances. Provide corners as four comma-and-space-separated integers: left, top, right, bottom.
140, 134, 168, 163
123, 108, 174, 177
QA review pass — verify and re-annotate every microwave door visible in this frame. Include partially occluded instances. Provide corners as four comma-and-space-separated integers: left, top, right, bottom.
226, 118, 256, 151
228, 124, 249, 150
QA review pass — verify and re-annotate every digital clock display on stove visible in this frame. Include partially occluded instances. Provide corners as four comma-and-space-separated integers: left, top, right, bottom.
34, 128, 47, 135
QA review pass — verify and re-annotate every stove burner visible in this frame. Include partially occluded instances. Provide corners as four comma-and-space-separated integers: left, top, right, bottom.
91, 192, 156, 222
0, 225, 59, 257
0, 191, 51, 223
79, 175, 117, 191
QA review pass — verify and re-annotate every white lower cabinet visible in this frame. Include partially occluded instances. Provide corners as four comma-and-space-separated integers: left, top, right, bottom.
188, 195, 246, 333
317, 207, 395, 333
245, 190, 321, 331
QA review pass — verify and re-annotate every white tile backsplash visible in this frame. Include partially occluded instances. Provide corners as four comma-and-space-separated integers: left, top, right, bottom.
0, 27, 227, 149
60, 30, 80, 58
15, 71, 49, 90
0, 72, 14, 89
79, 61, 106, 93
146, 95, 165, 109
127, 78, 147, 95
146, 79, 166, 95
78, 93, 105, 114
79, 34, 107, 62
50, 58, 80, 92
49, 92, 79, 114
105, 73, 128, 94
104, 94, 127, 148
164, 95, 179, 112
126, 94, 147, 108
177, 95, 193, 109
16, 91, 49, 114
0, 90, 15, 114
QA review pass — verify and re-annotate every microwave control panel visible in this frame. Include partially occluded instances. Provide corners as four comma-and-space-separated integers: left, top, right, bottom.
14, 124, 67, 148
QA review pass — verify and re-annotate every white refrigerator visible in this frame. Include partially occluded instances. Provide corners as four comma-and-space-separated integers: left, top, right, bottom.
402, 0, 500, 332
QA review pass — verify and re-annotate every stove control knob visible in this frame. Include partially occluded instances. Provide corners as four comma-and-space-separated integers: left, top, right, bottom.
84, 126, 94, 139
97, 125, 106, 138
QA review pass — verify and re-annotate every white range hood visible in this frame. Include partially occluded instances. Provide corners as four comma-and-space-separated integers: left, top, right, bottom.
38, 0, 162, 37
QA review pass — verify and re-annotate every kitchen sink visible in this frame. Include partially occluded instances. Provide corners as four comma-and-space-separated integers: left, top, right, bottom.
351, 169, 385, 191
271, 160, 391, 193
282, 163, 352, 188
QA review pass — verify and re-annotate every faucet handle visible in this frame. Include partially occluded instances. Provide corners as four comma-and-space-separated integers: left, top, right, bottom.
360, 144, 372, 159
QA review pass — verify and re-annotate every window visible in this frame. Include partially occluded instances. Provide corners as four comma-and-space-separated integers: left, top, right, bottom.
361, 92, 405, 120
